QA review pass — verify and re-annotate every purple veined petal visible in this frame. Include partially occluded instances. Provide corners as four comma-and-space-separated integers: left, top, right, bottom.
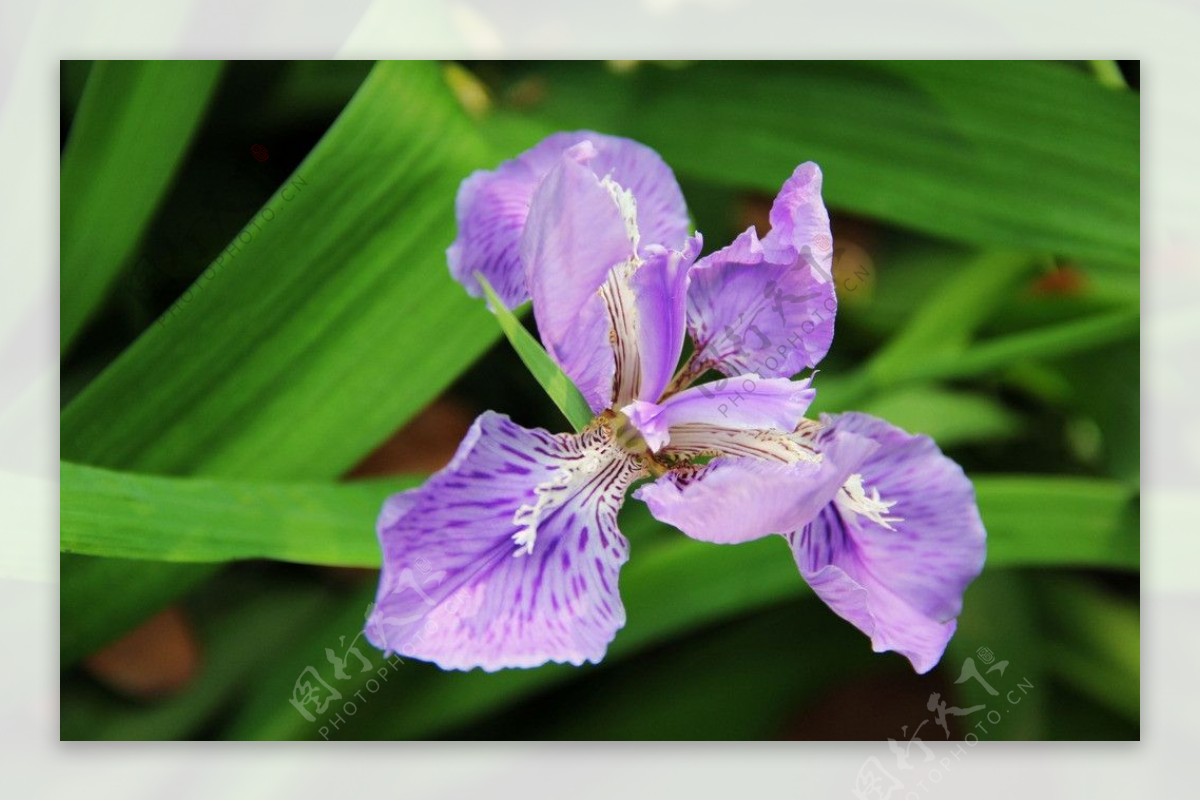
685, 163, 837, 379
609, 234, 702, 408
786, 412, 987, 673
523, 145, 700, 412
364, 411, 646, 671
448, 130, 689, 309
522, 143, 633, 412
761, 162, 835, 270
633, 423, 878, 544
588, 137, 691, 254
621, 373, 814, 453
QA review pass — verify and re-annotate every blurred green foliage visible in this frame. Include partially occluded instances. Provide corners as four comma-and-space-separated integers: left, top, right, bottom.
59, 60, 1139, 741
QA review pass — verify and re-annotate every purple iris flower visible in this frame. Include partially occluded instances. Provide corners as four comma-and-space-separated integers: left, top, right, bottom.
365, 132, 986, 674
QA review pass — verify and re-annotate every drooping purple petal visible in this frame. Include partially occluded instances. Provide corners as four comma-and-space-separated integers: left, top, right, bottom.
786, 412, 987, 673
633, 423, 877, 544
621, 373, 814, 452
685, 163, 836, 379
364, 411, 645, 671
447, 131, 689, 309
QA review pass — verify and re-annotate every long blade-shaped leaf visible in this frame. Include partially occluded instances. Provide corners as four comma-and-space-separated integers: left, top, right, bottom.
60, 61, 494, 662
520, 61, 1138, 268
61, 459, 1139, 573
60, 462, 414, 567
61, 60, 225, 351
865, 250, 1036, 384
477, 274, 593, 432
61, 61, 493, 481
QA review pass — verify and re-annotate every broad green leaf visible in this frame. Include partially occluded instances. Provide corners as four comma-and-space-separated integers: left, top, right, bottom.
903, 308, 1139, 386
817, 309, 1140, 412
60, 61, 494, 661
61, 461, 1140, 575
60, 462, 415, 567
61, 60, 225, 351
61, 61, 494, 481
975, 477, 1138, 569
477, 274, 594, 432
518, 61, 1138, 268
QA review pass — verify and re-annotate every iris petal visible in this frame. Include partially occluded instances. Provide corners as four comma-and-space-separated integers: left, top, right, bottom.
786, 413, 987, 673
523, 145, 700, 412
633, 423, 877, 544
621, 374, 814, 453
365, 412, 645, 671
448, 130, 689, 309
522, 144, 632, 412
686, 163, 836, 378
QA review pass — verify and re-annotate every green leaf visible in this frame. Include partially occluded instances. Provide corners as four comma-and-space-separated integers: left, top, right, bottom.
61, 458, 1140, 575
522, 61, 1139, 268
916, 309, 1139, 384
1037, 576, 1139, 723
60, 461, 414, 567
864, 251, 1037, 385
476, 275, 594, 432
975, 476, 1138, 569
856, 386, 1022, 448
60, 61, 494, 661
61, 60, 225, 352
816, 308, 1140, 413
61, 61, 494, 481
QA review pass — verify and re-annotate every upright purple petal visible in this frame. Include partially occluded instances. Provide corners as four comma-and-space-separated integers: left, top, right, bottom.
522, 143, 632, 412
761, 162, 835, 267
523, 145, 699, 412
448, 131, 689, 309
634, 424, 877, 544
623, 235, 702, 405
786, 413, 987, 673
365, 412, 645, 671
621, 374, 814, 452
686, 163, 836, 379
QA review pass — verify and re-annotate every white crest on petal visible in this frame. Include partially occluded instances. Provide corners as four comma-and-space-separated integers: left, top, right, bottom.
600, 175, 640, 252
836, 473, 903, 530
510, 427, 645, 557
